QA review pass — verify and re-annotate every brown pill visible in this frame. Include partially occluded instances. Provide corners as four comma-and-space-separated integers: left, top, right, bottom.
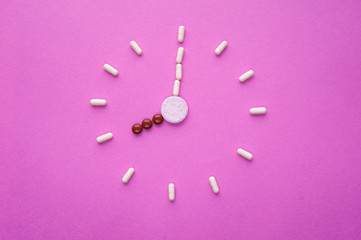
142, 119, 153, 129
132, 123, 142, 134
152, 114, 164, 125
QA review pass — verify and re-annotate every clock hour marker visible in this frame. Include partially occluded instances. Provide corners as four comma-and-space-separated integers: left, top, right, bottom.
237, 148, 253, 160
104, 63, 118, 76
90, 99, 107, 106
129, 40, 143, 55
122, 168, 135, 184
239, 70, 254, 82
96, 132, 113, 143
209, 176, 220, 194
215, 40, 228, 55
250, 107, 267, 115
178, 26, 185, 43
169, 183, 175, 201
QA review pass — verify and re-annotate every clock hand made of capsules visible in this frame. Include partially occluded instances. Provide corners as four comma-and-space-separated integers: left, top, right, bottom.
90, 26, 267, 202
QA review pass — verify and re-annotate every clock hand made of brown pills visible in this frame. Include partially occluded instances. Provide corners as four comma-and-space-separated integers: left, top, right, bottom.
132, 114, 164, 134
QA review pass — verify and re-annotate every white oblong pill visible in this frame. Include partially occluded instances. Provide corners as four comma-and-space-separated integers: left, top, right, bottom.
209, 176, 219, 194
215, 41, 228, 55
239, 70, 254, 82
250, 107, 267, 115
173, 80, 180, 96
90, 99, 107, 106
130, 40, 143, 55
176, 64, 182, 80
178, 26, 185, 43
176, 47, 184, 64
237, 148, 253, 160
122, 167, 135, 183
104, 64, 118, 76
96, 132, 113, 143
169, 183, 175, 201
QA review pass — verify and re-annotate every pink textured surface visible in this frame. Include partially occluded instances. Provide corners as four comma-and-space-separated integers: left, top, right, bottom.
1, 1, 361, 239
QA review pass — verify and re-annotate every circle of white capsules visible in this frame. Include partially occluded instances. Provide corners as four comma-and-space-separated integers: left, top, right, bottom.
161, 96, 188, 124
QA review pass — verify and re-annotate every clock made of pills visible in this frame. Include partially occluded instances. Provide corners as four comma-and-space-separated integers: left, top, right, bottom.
91, 25, 266, 201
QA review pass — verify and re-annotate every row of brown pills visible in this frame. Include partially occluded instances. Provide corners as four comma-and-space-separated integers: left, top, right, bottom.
132, 114, 164, 134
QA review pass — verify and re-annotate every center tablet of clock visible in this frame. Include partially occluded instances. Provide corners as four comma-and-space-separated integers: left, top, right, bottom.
161, 96, 188, 123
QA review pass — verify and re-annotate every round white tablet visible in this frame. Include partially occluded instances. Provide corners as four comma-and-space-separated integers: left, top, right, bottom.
161, 96, 188, 123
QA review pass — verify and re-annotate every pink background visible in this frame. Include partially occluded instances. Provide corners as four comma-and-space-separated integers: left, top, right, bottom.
1, 0, 361, 239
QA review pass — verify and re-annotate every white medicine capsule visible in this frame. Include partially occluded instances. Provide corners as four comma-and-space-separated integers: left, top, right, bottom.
250, 107, 267, 115
176, 64, 182, 80
96, 132, 113, 143
173, 80, 180, 96
104, 64, 118, 76
122, 167, 135, 183
178, 26, 185, 43
90, 99, 107, 106
215, 41, 228, 55
209, 176, 219, 194
169, 183, 175, 201
176, 47, 184, 64
239, 70, 254, 82
130, 40, 143, 55
237, 148, 253, 160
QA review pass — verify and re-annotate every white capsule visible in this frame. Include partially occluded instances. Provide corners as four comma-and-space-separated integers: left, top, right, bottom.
176, 47, 184, 64
176, 64, 182, 80
209, 176, 219, 194
173, 80, 180, 96
178, 26, 185, 43
168, 183, 175, 201
250, 107, 267, 115
104, 64, 118, 76
130, 40, 143, 55
122, 167, 135, 183
90, 99, 107, 106
96, 132, 113, 143
237, 148, 253, 160
215, 41, 228, 55
239, 70, 254, 82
